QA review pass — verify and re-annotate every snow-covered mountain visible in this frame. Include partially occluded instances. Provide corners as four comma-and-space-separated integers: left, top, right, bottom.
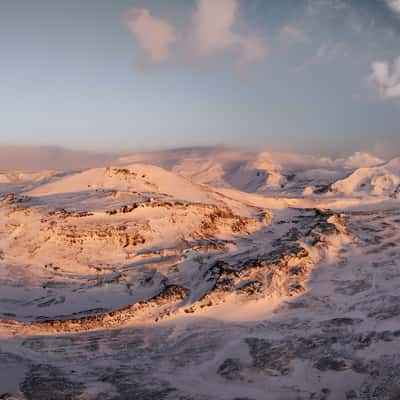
1, 150, 400, 399
119, 148, 385, 197
332, 157, 400, 198
0, 163, 270, 322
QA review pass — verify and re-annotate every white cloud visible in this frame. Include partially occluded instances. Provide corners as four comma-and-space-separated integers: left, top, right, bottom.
295, 41, 349, 73
125, 0, 266, 68
126, 8, 176, 64
236, 35, 266, 65
312, 42, 349, 62
370, 57, 400, 99
191, 0, 266, 65
386, 0, 400, 13
306, 0, 349, 16
192, 0, 238, 56
344, 152, 384, 168
278, 25, 309, 46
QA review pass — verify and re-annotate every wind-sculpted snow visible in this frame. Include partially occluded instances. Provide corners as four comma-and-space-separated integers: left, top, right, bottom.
0, 157, 400, 399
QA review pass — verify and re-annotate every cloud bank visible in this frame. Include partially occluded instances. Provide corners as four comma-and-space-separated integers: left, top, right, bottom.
370, 57, 400, 99
0, 146, 117, 172
125, 0, 266, 67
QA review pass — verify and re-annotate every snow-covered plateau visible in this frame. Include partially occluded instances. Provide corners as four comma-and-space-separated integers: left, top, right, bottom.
0, 148, 400, 399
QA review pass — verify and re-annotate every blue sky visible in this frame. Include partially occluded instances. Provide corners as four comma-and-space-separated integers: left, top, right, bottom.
1, 0, 400, 156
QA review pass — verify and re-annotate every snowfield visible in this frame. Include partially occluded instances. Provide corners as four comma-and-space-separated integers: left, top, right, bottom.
0, 148, 400, 400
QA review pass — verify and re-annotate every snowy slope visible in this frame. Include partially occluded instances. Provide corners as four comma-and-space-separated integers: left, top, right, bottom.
27, 164, 220, 205
0, 162, 271, 322
118, 148, 384, 196
332, 157, 400, 198
1, 150, 400, 400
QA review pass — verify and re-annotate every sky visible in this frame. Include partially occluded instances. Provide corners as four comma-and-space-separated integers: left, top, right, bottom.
1, 0, 400, 157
